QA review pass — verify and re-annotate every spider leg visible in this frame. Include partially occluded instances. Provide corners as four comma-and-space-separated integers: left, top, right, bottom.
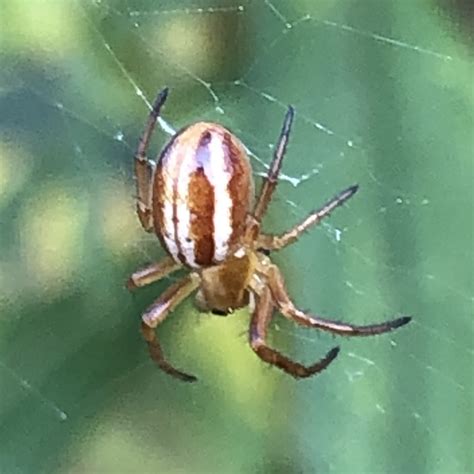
253, 106, 294, 222
126, 256, 181, 290
134, 87, 169, 232
258, 185, 358, 251
141, 273, 200, 382
265, 264, 411, 336
249, 285, 340, 379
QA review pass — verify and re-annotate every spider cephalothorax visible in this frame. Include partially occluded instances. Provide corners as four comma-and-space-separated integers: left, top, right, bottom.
127, 88, 411, 382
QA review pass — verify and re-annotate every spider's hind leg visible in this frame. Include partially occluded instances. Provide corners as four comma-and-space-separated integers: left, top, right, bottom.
252, 106, 295, 222
134, 88, 169, 232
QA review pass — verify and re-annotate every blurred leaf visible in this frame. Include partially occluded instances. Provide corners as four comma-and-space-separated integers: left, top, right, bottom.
0, 1, 472, 473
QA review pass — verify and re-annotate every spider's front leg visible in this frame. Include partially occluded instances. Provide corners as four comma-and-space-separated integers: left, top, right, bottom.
249, 285, 340, 379
265, 264, 411, 336
141, 273, 200, 382
134, 88, 169, 232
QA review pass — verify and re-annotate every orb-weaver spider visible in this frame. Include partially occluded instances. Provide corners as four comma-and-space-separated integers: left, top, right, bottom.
127, 88, 411, 382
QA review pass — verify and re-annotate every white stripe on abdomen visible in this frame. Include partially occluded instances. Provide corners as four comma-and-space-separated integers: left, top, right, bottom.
205, 134, 232, 262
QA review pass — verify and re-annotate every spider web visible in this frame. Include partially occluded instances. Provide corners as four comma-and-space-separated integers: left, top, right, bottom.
0, 0, 472, 473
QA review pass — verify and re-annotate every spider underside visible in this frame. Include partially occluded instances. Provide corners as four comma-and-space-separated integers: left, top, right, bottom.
128, 89, 411, 382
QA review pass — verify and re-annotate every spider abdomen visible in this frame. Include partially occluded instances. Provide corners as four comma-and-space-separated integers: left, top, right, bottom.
153, 122, 254, 269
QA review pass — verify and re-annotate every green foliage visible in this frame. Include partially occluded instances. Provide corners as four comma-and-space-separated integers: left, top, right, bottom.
0, 1, 472, 473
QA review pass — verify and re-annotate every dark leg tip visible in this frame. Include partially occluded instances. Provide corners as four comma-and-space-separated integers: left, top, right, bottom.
157, 86, 169, 100
393, 315, 412, 328
327, 346, 341, 360
152, 87, 169, 115
283, 105, 295, 131
159, 363, 198, 383
348, 183, 359, 195
304, 346, 340, 378
343, 184, 359, 198
336, 184, 359, 204
180, 373, 198, 383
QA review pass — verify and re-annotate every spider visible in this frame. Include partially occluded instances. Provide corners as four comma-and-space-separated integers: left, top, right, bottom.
127, 88, 411, 382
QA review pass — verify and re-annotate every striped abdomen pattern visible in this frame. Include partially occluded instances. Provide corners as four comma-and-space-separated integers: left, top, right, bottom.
152, 122, 253, 269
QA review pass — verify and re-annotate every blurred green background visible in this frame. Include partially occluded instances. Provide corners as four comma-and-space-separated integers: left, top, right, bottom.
0, 0, 472, 473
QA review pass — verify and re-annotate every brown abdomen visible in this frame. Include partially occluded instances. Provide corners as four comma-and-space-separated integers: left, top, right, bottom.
152, 122, 254, 269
